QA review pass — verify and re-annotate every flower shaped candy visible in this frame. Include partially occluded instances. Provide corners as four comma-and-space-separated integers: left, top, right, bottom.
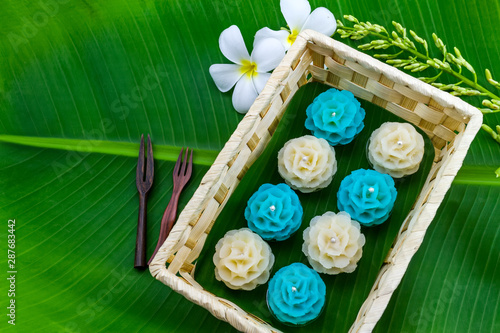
267, 262, 326, 325
337, 169, 397, 226
278, 135, 337, 193
368, 122, 425, 178
305, 88, 365, 146
209, 25, 285, 114
302, 212, 365, 275
245, 183, 303, 241
255, 0, 337, 51
213, 228, 274, 290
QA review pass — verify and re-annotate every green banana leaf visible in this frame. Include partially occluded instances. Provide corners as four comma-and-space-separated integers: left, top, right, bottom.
0, 0, 498, 332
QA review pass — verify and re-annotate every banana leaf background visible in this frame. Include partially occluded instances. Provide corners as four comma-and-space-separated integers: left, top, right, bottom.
0, 0, 498, 332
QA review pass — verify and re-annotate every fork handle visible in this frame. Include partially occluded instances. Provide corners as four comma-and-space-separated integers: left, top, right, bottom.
148, 190, 180, 265
134, 193, 148, 269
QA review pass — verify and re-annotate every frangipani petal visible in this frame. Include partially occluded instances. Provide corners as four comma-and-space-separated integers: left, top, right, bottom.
254, 27, 291, 51
232, 75, 259, 114
252, 72, 272, 94
209, 64, 244, 92
251, 38, 285, 73
281, 0, 311, 32
301, 7, 337, 36
219, 25, 250, 65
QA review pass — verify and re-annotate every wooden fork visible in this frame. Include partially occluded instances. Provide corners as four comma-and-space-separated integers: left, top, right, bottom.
148, 148, 193, 265
135, 134, 154, 269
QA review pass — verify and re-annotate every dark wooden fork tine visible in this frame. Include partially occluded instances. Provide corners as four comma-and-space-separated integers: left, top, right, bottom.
145, 134, 154, 189
173, 147, 183, 177
180, 147, 189, 176
185, 149, 193, 179
136, 134, 145, 188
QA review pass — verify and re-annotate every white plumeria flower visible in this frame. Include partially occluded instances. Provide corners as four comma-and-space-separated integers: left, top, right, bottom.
254, 0, 337, 51
209, 25, 285, 114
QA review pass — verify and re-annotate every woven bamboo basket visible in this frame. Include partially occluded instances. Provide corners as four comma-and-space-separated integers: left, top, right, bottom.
149, 30, 482, 332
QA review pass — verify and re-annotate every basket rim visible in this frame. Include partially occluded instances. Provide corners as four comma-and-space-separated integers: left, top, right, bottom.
149, 30, 483, 333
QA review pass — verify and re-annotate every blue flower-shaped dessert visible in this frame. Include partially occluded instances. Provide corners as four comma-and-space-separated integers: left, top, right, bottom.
305, 88, 365, 146
245, 183, 303, 241
267, 263, 326, 326
337, 169, 397, 226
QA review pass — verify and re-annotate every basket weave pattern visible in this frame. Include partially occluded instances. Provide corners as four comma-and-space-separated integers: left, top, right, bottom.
150, 30, 482, 333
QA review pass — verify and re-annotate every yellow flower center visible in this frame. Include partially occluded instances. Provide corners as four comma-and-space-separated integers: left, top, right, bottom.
287, 29, 299, 45
240, 60, 258, 78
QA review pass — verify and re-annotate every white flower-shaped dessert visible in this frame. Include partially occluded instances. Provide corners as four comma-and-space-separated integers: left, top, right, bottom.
368, 122, 425, 178
255, 0, 337, 51
278, 135, 337, 193
209, 25, 285, 114
213, 228, 274, 290
302, 212, 365, 275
